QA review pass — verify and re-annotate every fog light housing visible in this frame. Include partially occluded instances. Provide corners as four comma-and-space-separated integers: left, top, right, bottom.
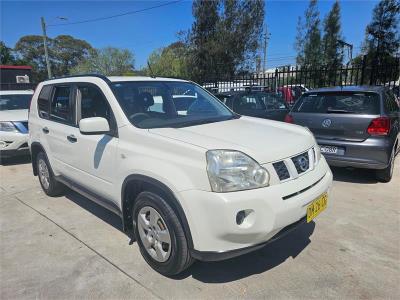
236, 211, 246, 225
235, 209, 255, 228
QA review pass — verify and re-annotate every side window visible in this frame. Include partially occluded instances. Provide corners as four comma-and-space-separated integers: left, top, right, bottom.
50, 86, 73, 124
38, 85, 52, 119
78, 85, 112, 122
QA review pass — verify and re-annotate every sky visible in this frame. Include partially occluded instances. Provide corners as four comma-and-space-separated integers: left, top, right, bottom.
1, 0, 379, 69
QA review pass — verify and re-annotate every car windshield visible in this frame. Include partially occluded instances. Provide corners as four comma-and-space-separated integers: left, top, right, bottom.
111, 81, 237, 128
0, 94, 32, 111
292, 92, 380, 114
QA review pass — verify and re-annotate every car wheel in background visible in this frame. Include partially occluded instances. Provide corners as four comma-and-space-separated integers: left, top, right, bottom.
36, 152, 64, 196
375, 148, 395, 183
133, 191, 194, 276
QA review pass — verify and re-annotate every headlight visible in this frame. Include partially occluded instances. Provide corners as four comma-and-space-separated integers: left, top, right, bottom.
206, 150, 270, 192
0, 122, 18, 132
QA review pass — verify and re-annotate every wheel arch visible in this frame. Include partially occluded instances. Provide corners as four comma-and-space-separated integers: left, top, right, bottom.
121, 174, 194, 250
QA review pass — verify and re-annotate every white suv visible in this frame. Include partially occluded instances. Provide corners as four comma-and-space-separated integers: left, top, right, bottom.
0, 90, 33, 160
29, 75, 332, 275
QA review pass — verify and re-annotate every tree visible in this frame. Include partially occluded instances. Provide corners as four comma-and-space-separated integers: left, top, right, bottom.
295, 0, 323, 68
71, 47, 134, 76
147, 42, 190, 78
188, 0, 265, 82
322, 1, 343, 67
0, 41, 18, 65
363, 0, 400, 64
52, 35, 92, 76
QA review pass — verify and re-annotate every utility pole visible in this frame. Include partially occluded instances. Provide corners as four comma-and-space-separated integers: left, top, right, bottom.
262, 25, 270, 74
41, 17, 52, 79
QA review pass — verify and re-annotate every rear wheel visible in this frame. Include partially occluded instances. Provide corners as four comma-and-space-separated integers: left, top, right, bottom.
37, 152, 64, 196
375, 148, 395, 183
133, 191, 194, 276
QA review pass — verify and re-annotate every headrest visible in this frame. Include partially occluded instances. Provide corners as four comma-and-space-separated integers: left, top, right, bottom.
137, 92, 154, 108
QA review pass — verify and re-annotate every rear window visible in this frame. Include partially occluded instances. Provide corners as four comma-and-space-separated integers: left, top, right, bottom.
0, 94, 32, 111
293, 92, 380, 115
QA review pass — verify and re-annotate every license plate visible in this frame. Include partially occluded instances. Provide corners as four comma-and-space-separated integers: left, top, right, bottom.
306, 193, 328, 223
320, 145, 338, 154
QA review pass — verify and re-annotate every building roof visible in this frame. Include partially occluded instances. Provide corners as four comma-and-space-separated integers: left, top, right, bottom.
0, 65, 32, 70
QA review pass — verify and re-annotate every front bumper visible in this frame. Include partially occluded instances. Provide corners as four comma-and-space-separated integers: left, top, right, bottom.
0, 132, 29, 158
178, 157, 332, 258
317, 137, 393, 169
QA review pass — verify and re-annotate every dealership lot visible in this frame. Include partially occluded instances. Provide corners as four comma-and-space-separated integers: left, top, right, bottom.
1, 158, 399, 299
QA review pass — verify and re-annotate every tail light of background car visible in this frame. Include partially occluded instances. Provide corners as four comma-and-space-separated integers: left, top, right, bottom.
284, 114, 294, 123
367, 117, 391, 136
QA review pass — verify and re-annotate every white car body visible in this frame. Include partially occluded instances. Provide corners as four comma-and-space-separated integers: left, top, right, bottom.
29, 76, 332, 273
0, 90, 33, 158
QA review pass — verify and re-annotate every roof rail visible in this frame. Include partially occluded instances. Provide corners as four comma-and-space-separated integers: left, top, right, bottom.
43, 73, 111, 84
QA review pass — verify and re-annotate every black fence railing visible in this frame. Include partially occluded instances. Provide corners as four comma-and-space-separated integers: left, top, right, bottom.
203, 57, 400, 101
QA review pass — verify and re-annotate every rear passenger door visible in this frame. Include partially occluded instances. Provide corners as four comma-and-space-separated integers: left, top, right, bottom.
66, 83, 118, 201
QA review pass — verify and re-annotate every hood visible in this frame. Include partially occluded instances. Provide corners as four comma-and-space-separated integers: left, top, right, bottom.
150, 116, 315, 164
0, 109, 28, 122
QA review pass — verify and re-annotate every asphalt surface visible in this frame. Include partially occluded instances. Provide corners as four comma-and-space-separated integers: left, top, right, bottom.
1, 156, 399, 299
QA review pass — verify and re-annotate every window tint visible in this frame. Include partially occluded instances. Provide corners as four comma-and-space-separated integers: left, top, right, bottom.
385, 91, 399, 113
78, 85, 112, 122
38, 85, 52, 119
51, 86, 72, 124
293, 92, 380, 115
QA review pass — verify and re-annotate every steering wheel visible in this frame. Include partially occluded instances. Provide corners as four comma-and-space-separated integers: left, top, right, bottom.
129, 112, 150, 123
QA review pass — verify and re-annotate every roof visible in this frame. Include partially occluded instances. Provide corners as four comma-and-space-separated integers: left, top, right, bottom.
307, 85, 386, 93
0, 65, 32, 70
0, 90, 34, 95
107, 76, 188, 82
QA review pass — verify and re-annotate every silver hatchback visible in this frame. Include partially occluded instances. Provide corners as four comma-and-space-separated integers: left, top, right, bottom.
286, 86, 399, 182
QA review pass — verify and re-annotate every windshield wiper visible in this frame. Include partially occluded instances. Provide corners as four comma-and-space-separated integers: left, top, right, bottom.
326, 108, 354, 114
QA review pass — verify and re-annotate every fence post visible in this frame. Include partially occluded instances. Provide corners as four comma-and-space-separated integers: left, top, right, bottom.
360, 55, 366, 85
274, 68, 278, 93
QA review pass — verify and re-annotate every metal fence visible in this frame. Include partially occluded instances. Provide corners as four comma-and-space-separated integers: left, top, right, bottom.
203, 56, 400, 97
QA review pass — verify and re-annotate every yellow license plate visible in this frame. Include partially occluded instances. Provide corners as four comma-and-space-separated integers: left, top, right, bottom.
306, 192, 328, 223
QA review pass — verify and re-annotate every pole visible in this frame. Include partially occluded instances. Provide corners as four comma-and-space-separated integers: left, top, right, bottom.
262, 26, 269, 74
41, 17, 52, 79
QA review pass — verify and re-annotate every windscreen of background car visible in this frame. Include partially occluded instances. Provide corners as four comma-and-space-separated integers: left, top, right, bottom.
0, 94, 31, 111
292, 92, 380, 114
111, 81, 236, 128
260, 93, 288, 109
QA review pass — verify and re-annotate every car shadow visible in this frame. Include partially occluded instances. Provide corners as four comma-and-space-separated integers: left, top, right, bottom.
173, 221, 315, 282
64, 189, 123, 232
0, 155, 31, 166
63, 186, 315, 282
331, 166, 378, 184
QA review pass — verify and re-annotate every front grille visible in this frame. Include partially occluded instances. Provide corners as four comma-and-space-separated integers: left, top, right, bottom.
291, 152, 310, 174
273, 161, 290, 180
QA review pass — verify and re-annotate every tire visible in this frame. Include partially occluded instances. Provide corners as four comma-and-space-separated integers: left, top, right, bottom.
133, 191, 194, 276
36, 152, 64, 196
376, 148, 395, 183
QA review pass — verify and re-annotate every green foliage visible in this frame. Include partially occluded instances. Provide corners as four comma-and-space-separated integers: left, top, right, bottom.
14, 35, 93, 81
363, 0, 400, 63
188, 0, 265, 82
71, 47, 134, 76
146, 42, 190, 78
0, 41, 23, 65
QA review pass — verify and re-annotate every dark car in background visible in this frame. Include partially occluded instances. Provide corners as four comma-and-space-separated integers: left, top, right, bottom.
215, 91, 289, 121
286, 86, 399, 182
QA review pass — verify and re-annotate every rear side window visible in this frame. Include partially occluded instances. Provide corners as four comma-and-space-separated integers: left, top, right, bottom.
38, 85, 52, 119
50, 86, 73, 124
293, 92, 380, 115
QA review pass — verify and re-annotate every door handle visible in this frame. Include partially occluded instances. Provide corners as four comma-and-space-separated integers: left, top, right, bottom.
42, 127, 49, 134
67, 134, 77, 143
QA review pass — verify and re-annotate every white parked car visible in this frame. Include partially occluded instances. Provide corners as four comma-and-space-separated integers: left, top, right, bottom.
0, 90, 33, 159
28, 75, 332, 275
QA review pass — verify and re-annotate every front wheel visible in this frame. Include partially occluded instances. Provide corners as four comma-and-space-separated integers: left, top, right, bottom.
133, 191, 194, 276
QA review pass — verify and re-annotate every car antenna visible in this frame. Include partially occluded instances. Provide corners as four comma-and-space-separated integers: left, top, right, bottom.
147, 61, 156, 78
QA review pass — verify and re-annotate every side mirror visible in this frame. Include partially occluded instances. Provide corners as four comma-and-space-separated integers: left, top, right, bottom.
79, 117, 110, 135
